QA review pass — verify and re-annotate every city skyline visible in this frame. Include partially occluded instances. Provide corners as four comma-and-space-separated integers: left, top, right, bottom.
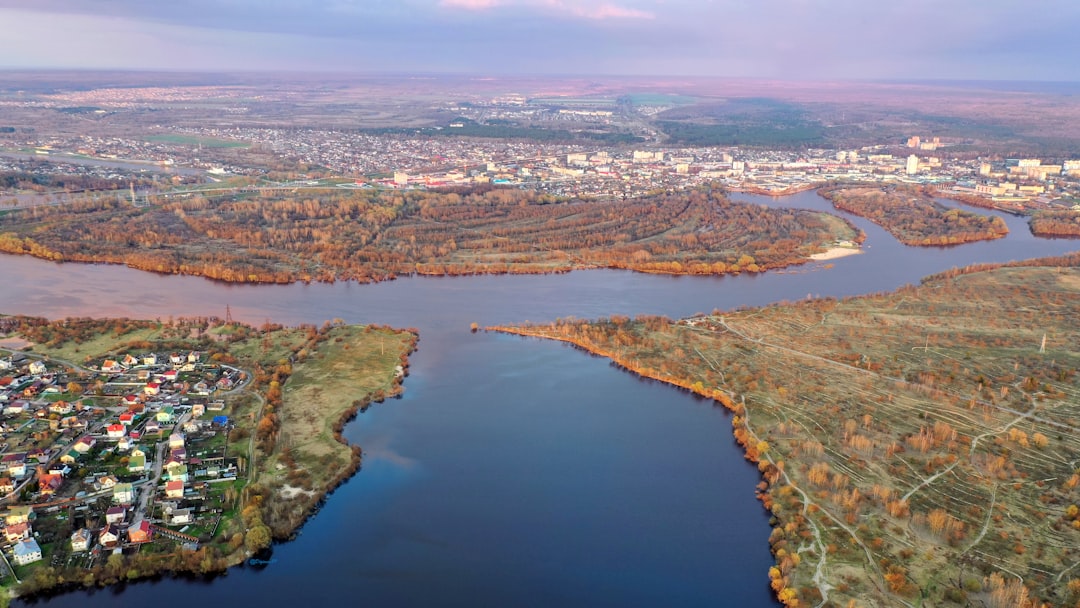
1, 0, 1079, 81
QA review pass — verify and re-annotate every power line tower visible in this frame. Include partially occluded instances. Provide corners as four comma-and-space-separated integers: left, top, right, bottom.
225, 304, 233, 325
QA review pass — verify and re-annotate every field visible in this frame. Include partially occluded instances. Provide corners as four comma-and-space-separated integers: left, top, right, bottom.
0, 186, 859, 284
256, 324, 416, 535
819, 185, 1009, 246
493, 254, 1080, 607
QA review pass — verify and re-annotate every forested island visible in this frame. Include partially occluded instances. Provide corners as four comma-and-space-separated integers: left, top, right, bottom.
0, 186, 859, 284
819, 185, 1009, 246
0, 315, 414, 598
492, 253, 1080, 608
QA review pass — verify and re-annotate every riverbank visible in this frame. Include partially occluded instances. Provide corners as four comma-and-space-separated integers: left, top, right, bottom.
490, 253, 1080, 607
807, 246, 861, 261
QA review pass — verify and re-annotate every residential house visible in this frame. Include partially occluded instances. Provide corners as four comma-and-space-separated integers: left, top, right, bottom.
2, 454, 27, 478
105, 506, 126, 525
168, 432, 185, 450
165, 480, 184, 499
4, 521, 30, 543
167, 508, 192, 526
164, 462, 189, 483
145, 420, 161, 435
72, 436, 96, 454
28, 360, 47, 375
70, 528, 92, 552
112, 483, 134, 504
0, 478, 13, 495
117, 437, 133, 452
38, 472, 63, 496
60, 449, 79, 464
127, 519, 152, 544
48, 401, 73, 415
144, 382, 161, 397
4, 505, 32, 526
106, 424, 126, 440
101, 359, 122, 373
142, 354, 157, 366
156, 406, 175, 424
187, 351, 200, 363
99, 525, 120, 549
191, 403, 205, 417
128, 452, 147, 473
122, 354, 139, 368
121, 394, 140, 408
3, 400, 28, 416
118, 412, 135, 426
169, 353, 184, 366
12, 538, 42, 565
97, 475, 118, 490
160, 369, 179, 382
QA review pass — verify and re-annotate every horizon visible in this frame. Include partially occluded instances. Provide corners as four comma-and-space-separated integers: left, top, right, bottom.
2, 1, 1078, 81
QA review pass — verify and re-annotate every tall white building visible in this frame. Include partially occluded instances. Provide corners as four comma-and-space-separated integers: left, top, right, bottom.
906, 155, 919, 175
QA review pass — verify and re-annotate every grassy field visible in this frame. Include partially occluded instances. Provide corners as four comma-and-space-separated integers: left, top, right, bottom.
255, 324, 416, 534
494, 255, 1080, 607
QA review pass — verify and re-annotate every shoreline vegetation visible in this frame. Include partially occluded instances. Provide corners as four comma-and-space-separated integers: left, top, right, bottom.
0, 185, 859, 285
818, 184, 1009, 246
0, 315, 415, 600
1029, 209, 1080, 238
490, 252, 1080, 608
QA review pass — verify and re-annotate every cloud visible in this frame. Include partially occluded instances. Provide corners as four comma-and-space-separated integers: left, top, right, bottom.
439, 0, 503, 9
438, 0, 654, 20
543, 0, 654, 20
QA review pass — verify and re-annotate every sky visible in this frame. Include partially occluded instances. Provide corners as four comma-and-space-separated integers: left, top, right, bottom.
1, 0, 1078, 80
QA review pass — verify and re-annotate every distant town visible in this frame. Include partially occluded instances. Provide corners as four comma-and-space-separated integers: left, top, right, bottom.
5, 128, 1079, 216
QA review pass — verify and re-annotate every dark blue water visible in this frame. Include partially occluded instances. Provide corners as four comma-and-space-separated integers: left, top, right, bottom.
0, 189, 1076, 607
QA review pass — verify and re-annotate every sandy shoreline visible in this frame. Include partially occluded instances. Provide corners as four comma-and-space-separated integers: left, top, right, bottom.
809, 247, 862, 261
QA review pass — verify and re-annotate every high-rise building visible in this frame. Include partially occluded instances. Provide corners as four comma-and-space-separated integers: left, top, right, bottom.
906, 155, 919, 175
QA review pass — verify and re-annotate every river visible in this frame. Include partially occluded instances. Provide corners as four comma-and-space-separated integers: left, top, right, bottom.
1, 190, 1076, 607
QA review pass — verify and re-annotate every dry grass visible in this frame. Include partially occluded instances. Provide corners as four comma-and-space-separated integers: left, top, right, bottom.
499, 262, 1080, 607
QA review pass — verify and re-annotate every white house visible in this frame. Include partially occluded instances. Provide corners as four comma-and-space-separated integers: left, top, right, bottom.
12, 538, 42, 565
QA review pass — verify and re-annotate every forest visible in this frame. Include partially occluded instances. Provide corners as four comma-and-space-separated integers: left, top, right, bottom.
819, 185, 1009, 246
492, 253, 1080, 608
0, 185, 859, 284
1029, 209, 1080, 238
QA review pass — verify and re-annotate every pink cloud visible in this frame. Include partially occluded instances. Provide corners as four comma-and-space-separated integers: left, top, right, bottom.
439, 0, 504, 9
439, 0, 654, 20
546, 1, 654, 20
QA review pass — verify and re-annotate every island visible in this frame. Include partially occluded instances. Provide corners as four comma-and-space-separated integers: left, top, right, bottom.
492, 253, 1080, 607
0, 186, 860, 283
819, 185, 1009, 246
0, 315, 415, 598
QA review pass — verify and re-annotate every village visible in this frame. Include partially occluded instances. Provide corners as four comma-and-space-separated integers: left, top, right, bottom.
0, 346, 246, 581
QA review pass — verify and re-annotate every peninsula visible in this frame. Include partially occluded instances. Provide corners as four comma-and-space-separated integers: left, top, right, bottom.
0, 315, 415, 597
0, 186, 860, 283
492, 253, 1080, 607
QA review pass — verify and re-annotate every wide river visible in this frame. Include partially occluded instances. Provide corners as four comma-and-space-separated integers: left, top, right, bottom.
1, 190, 1076, 607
